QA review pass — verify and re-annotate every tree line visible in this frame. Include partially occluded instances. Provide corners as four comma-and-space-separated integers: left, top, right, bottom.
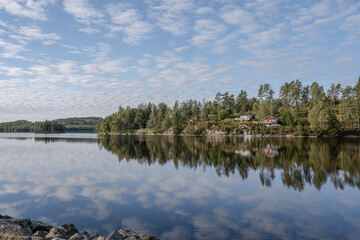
0, 117, 101, 133
33, 120, 65, 133
98, 78, 360, 136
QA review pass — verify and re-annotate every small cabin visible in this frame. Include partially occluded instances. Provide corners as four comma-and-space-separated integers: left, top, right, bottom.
263, 115, 282, 127
235, 114, 256, 121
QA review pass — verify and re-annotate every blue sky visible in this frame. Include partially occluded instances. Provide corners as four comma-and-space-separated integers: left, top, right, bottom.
0, 0, 360, 121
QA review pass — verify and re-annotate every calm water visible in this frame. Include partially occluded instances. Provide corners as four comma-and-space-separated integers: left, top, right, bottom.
0, 133, 359, 239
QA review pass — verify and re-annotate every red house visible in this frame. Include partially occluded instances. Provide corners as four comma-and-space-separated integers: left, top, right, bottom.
263, 115, 282, 127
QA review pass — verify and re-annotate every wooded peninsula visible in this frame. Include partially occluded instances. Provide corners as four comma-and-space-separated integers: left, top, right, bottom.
97, 78, 360, 137
1, 79, 359, 136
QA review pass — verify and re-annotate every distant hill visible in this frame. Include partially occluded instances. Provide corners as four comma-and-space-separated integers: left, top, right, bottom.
53, 117, 102, 132
0, 120, 33, 132
0, 117, 102, 133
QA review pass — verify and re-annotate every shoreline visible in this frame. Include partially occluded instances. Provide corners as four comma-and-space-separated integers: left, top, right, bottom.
98, 132, 360, 138
1, 131, 360, 138
0, 214, 159, 240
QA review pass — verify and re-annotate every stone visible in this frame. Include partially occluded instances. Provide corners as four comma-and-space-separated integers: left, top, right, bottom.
80, 231, 89, 237
31, 237, 45, 240
45, 227, 68, 239
61, 224, 79, 237
117, 229, 159, 240
124, 236, 137, 240
30, 221, 53, 233
118, 229, 136, 239
105, 230, 123, 240
137, 235, 158, 240
69, 233, 85, 240
89, 233, 105, 240
33, 230, 47, 238
89, 233, 99, 239
0, 218, 33, 237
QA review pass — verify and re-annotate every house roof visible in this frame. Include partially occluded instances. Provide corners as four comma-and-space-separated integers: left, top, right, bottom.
264, 115, 280, 120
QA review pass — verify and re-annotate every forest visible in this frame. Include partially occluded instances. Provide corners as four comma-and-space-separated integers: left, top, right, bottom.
97, 78, 360, 137
33, 120, 65, 133
0, 117, 101, 133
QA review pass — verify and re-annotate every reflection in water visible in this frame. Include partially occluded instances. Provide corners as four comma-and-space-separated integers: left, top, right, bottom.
98, 135, 360, 191
0, 133, 359, 240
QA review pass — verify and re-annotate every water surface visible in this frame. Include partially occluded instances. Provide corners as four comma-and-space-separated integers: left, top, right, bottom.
0, 133, 359, 239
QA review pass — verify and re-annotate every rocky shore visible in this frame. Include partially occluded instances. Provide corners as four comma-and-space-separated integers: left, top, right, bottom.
0, 215, 159, 240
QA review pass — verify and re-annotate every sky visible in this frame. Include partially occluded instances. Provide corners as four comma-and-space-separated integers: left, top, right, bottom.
0, 0, 360, 121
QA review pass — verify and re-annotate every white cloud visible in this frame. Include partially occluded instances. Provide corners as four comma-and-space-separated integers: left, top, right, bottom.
196, 7, 214, 15
190, 19, 227, 47
220, 6, 254, 25
107, 3, 153, 45
146, 0, 195, 36
174, 46, 189, 52
63, 0, 104, 25
12, 26, 61, 45
0, 65, 32, 77
79, 27, 101, 34
0, 38, 26, 59
310, 0, 333, 17
82, 59, 128, 74
55, 61, 78, 75
0, 0, 55, 20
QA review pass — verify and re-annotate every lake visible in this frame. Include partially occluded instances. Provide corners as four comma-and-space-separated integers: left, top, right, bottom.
0, 133, 359, 239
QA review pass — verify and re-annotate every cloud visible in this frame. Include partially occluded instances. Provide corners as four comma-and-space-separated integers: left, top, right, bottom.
196, 7, 214, 15
82, 59, 128, 74
160, 226, 191, 240
0, 38, 26, 59
220, 6, 254, 25
106, 3, 153, 44
11, 26, 61, 45
55, 61, 78, 75
0, 65, 32, 77
146, 0, 195, 36
174, 46, 189, 52
63, 0, 104, 25
0, 0, 55, 20
121, 217, 153, 234
79, 27, 101, 34
190, 19, 227, 47
341, 13, 360, 31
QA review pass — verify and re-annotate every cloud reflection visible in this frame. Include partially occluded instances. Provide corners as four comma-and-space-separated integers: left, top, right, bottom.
0, 134, 359, 239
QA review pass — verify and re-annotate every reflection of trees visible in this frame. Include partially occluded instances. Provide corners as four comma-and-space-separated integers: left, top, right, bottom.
34, 138, 97, 143
98, 135, 360, 191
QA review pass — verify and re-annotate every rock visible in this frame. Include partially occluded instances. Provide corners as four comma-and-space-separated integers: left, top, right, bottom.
33, 230, 47, 238
30, 221, 53, 233
89, 233, 99, 239
0, 218, 33, 237
0, 215, 13, 220
0, 216, 158, 240
45, 227, 68, 239
105, 230, 123, 240
117, 229, 159, 240
69, 233, 85, 240
61, 224, 79, 237
137, 235, 158, 240
124, 237, 137, 240
89, 233, 105, 240
31, 237, 46, 240
118, 230, 136, 239
80, 231, 89, 237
